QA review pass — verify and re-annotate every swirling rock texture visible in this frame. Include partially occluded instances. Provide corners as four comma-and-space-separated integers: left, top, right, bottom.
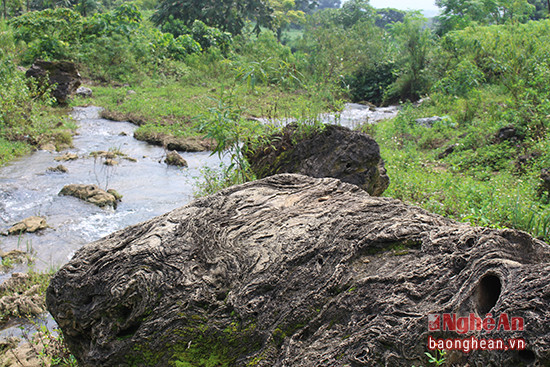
245, 124, 390, 196
47, 174, 550, 366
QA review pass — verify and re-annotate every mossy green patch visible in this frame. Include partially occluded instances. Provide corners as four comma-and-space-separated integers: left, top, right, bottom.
126, 315, 262, 367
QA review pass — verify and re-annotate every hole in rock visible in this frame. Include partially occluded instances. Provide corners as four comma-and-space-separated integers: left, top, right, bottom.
518, 349, 536, 364
116, 322, 141, 340
476, 274, 502, 315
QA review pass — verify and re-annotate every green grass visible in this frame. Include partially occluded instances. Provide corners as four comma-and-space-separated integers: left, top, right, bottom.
90, 81, 333, 120
0, 139, 31, 165
369, 89, 550, 242
86, 77, 337, 140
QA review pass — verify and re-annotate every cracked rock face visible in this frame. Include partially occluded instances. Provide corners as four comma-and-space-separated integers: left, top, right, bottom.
47, 174, 550, 366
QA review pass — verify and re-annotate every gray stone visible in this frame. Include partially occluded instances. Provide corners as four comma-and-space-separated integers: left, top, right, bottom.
54, 153, 78, 162
246, 124, 389, 196
415, 116, 443, 128
164, 150, 188, 167
47, 174, 550, 367
76, 86, 93, 98
25, 60, 81, 104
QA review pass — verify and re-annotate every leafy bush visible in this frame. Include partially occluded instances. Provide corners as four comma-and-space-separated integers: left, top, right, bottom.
343, 61, 396, 104
433, 60, 485, 97
10, 8, 83, 62
191, 20, 232, 52
8, 4, 226, 83
0, 34, 68, 163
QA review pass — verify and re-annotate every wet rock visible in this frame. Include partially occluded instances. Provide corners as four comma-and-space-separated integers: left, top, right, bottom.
91, 150, 136, 165
165, 138, 208, 152
47, 164, 68, 173
47, 174, 550, 366
59, 184, 119, 208
76, 86, 93, 98
7, 216, 48, 235
415, 116, 443, 128
164, 150, 188, 167
100, 110, 148, 126
25, 60, 81, 104
246, 124, 389, 196
90, 150, 115, 159
54, 152, 78, 162
40, 143, 56, 152
133, 130, 212, 152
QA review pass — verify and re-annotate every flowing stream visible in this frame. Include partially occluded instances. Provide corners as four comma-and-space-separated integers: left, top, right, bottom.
0, 106, 225, 273
0, 103, 399, 339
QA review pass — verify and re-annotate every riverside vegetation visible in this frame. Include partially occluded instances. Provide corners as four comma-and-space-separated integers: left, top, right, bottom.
1, 0, 550, 365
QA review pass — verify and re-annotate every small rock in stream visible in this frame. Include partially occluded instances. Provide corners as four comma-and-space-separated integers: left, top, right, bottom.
7, 216, 48, 235
59, 184, 121, 208
165, 150, 188, 167
54, 153, 78, 162
47, 165, 68, 173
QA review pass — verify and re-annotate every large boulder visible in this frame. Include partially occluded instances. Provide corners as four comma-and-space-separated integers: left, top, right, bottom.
47, 174, 550, 366
26, 60, 82, 104
245, 124, 390, 196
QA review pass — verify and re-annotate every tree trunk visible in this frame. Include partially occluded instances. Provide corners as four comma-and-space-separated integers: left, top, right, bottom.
547, 0, 550, 16
3, 0, 6, 19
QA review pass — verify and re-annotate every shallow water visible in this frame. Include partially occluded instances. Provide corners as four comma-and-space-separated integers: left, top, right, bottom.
0, 106, 224, 271
259, 102, 400, 129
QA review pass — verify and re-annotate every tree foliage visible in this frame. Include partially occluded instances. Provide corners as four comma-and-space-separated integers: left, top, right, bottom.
151, 0, 273, 35
268, 0, 305, 39
375, 8, 406, 28
435, 0, 536, 34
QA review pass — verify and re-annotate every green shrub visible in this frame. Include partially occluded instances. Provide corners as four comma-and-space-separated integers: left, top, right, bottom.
343, 61, 397, 105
